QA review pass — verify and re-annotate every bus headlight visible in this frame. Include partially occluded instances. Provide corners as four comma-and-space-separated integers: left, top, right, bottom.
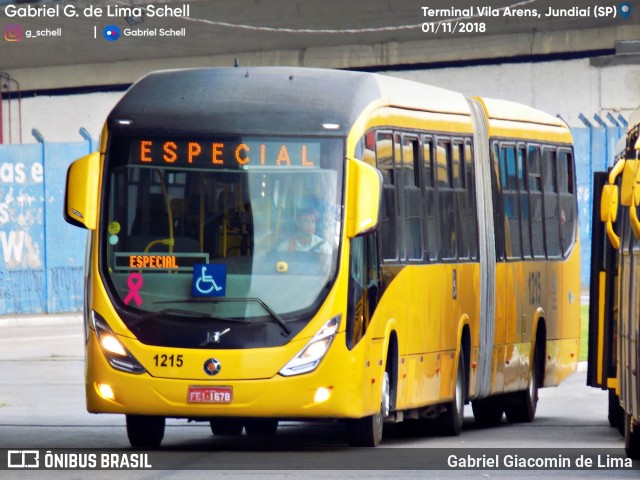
279, 315, 340, 377
91, 311, 146, 374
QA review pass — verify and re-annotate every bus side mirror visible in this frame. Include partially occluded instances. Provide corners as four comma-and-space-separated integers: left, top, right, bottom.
64, 152, 101, 230
600, 184, 620, 250
346, 158, 381, 238
600, 184, 618, 223
619, 159, 637, 207
620, 158, 640, 239
601, 158, 626, 250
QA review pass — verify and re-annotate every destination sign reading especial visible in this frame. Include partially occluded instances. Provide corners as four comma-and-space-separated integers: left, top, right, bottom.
135, 139, 321, 169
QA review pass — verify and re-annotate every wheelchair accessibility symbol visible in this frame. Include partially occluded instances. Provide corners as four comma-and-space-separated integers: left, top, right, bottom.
192, 264, 226, 297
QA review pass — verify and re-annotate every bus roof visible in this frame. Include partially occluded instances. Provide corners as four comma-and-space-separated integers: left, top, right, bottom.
107, 67, 469, 137
108, 67, 380, 136
474, 96, 571, 143
475, 97, 567, 128
373, 74, 470, 116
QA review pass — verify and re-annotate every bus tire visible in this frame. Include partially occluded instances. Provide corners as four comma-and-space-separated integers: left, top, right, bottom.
209, 418, 244, 436
126, 415, 165, 448
347, 369, 389, 447
244, 419, 278, 437
435, 349, 466, 436
505, 346, 540, 423
625, 413, 640, 460
472, 397, 503, 426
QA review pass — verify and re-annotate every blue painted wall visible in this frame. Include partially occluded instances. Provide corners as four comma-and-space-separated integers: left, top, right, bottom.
0, 125, 625, 314
571, 124, 625, 287
0, 138, 91, 314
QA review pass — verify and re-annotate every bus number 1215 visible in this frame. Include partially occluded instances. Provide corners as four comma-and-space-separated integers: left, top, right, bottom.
153, 354, 184, 368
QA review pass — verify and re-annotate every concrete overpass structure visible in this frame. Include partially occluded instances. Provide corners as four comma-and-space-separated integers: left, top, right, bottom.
1, 0, 638, 88
0, 0, 638, 140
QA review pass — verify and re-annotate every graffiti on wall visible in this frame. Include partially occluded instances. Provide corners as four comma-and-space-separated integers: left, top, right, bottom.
0, 152, 44, 270
50, 266, 84, 313
0, 269, 44, 314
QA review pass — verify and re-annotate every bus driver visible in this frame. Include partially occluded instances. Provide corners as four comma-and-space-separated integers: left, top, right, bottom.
278, 209, 331, 255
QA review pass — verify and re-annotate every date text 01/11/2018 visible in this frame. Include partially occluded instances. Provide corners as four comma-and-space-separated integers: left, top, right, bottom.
422, 22, 487, 34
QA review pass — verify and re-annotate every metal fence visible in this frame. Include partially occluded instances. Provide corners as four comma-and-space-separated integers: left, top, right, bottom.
0, 122, 626, 314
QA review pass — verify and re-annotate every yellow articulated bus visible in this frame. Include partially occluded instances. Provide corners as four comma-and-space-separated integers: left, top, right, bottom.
589, 108, 640, 459
64, 67, 580, 448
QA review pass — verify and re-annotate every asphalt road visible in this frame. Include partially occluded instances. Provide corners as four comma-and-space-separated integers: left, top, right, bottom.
0, 321, 637, 479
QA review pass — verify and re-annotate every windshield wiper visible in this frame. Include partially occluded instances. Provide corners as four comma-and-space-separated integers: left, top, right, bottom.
154, 297, 292, 335
246, 297, 292, 335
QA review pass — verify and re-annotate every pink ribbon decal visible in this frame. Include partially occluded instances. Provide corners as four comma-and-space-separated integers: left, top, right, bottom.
124, 273, 143, 306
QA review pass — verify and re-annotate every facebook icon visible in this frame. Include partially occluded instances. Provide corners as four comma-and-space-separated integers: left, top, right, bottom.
192, 264, 227, 297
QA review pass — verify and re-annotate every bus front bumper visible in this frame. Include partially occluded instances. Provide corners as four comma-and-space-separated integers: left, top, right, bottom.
85, 330, 369, 419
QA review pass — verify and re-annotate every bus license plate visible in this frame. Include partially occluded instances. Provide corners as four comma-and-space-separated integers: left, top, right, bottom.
187, 386, 233, 404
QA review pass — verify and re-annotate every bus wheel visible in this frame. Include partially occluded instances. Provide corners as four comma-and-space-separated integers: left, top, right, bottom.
434, 349, 465, 436
505, 348, 539, 423
126, 415, 165, 448
209, 418, 244, 436
472, 397, 503, 426
624, 413, 640, 460
347, 369, 389, 447
244, 419, 278, 437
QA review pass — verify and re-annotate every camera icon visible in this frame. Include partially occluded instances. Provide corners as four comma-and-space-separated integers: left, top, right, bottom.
4, 24, 23, 42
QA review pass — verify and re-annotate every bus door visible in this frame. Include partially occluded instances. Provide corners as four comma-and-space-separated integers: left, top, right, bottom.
588, 170, 622, 429
496, 142, 526, 389
347, 233, 380, 351
588, 171, 619, 391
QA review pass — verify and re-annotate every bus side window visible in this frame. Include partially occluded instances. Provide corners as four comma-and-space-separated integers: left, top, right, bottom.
528, 145, 545, 258
464, 140, 479, 260
377, 131, 399, 261
437, 138, 456, 260
360, 130, 376, 167
518, 145, 532, 259
355, 138, 364, 160
423, 136, 438, 261
453, 140, 469, 260
558, 149, 577, 256
491, 142, 506, 260
542, 148, 561, 258
500, 143, 522, 259
403, 135, 423, 262
394, 133, 406, 261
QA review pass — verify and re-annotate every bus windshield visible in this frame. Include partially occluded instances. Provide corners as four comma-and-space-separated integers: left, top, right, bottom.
102, 136, 344, 321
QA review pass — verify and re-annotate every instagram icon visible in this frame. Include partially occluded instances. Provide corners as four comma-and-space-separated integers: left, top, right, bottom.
4, 24, 23, 42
